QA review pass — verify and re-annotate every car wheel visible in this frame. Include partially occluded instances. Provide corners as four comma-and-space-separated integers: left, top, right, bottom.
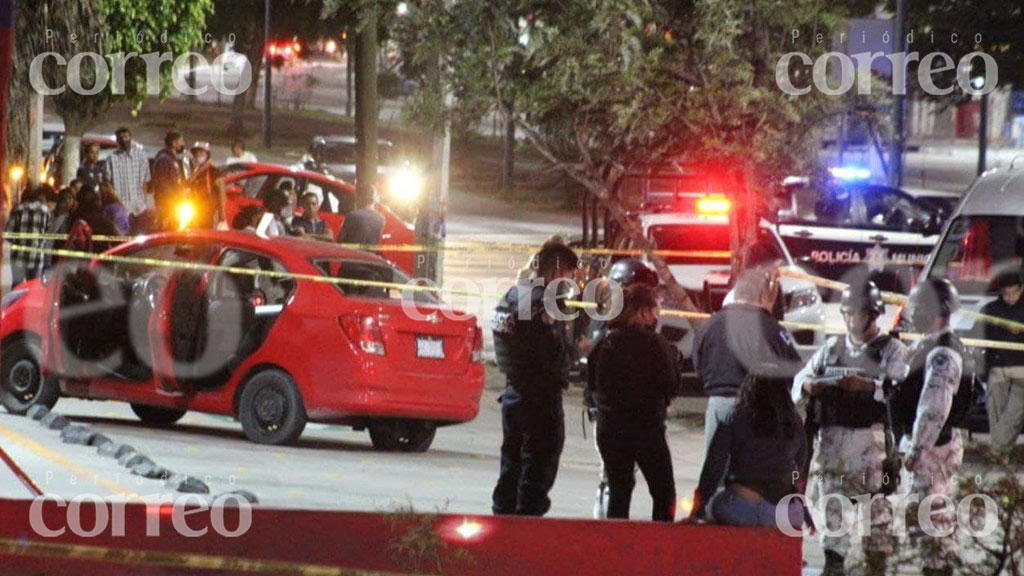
368, 419, 436, 453
238, 369, 307, 445
130, 404, 187, 427
1, 338, 59, 415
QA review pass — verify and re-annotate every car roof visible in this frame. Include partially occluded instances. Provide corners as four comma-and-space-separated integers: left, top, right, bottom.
225, 163, 355, 190
123, 230, 388, 266
955, 167, 1024, 217
315, 135, 394, 146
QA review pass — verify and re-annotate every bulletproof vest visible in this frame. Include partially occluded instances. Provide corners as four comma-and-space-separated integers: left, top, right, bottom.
490, 282, 568, 394
810, 335, 889, 428
892, 331, 975, 447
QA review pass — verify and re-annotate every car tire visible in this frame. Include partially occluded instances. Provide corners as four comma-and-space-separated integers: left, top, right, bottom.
238, 369, 307, 445
368, 419, 436, 453
130, 404, 187, 427
1, 338, 59, 415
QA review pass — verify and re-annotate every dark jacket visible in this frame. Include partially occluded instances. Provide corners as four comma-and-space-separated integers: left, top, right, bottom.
151, 149, 184, 201
491, 281, 572, 398
692, 303, 802, 397
696, 405, 808, 506
587, 325, 680, 424
977, 296, 1024, 371
339, 208, 385, 246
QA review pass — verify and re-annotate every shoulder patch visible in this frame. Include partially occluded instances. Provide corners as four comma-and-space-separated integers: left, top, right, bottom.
780, 329, 794, 347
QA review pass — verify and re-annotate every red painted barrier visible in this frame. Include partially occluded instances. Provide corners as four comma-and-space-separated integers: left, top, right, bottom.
0, 497, 802, 575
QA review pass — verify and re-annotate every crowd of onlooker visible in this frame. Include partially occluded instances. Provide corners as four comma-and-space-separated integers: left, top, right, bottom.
4, 128, 262, 287
5, 126, 388, 289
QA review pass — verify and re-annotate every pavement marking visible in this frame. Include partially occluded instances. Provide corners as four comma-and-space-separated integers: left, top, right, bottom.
0, 420, 131, 497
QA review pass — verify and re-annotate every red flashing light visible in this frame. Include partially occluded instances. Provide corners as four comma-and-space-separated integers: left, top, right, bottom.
268, 43, 277, 56
696, 196, 731, 216
293, 41, 301, 53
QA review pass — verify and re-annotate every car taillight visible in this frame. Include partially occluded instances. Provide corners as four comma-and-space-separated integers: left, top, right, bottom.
339, 314, 386, 356
471, 325, 484, 363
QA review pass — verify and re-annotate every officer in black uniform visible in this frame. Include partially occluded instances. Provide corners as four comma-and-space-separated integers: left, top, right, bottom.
793, 281, 908, 576
583, 257, 660, 518
490, 241, 580, 516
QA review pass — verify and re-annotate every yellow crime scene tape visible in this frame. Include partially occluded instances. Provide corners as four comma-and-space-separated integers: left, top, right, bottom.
7, 236, 1024, 353
2, 232, 740, 260
0, 537, 418, 576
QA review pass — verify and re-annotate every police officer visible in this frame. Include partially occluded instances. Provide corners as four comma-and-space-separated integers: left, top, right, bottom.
587, 283, 680, 521
491, 241, 580, 516
584, 258, 661, 518
891, 278, 972, 576
793, 280, 908, 576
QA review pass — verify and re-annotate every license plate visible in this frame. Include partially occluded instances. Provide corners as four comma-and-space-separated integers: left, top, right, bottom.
416, 337, 445, 359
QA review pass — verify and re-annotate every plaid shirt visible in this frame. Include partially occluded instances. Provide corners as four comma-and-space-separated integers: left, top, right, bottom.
106, 144, 152, 216
5, 201, 51, 273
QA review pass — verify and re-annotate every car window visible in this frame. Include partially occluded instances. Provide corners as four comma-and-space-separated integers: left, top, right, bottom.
649, 224, 731, 264
312, 259, 436, 303
109, 242, 217, 283
235, 175, 269, 199
324, 143, 357, 164
864, 188, 929, 231
217, 249, 295, 306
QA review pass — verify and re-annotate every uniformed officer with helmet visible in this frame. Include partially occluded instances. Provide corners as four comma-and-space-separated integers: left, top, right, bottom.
490, 240, 580, 516
793, 280, 908, 576
583, 257, 661, 518
891, 278, 973, 576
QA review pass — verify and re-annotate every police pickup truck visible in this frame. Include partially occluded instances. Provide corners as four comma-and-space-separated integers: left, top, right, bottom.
591, 202, 826, 392
775, 169, 946, 292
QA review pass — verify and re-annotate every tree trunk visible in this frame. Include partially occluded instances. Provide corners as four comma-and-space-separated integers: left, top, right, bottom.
61, 133, 81, 187
354, 3, 378, 207
501, 108, 515, 194
27, 91, 43, 186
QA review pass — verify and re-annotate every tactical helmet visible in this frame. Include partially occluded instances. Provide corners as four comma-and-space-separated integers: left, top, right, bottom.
907, 277, 960, 332
840, 280, 885, 316
608, 258, 659, 288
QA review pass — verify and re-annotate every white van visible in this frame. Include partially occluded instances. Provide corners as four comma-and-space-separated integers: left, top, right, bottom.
912, 165, 1024, 432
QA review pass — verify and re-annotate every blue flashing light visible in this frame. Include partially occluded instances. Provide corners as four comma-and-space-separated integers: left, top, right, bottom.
828, 166, 872, 182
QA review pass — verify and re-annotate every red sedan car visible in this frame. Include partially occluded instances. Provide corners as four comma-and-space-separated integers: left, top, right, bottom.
220, 164, 418, 275
0, 231, 485, 451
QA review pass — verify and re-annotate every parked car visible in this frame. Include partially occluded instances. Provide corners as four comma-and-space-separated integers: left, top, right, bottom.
774, 170, 944, 292
220, 163, 418, 275
0, 231, 485, 451
894, 166, 1024, 435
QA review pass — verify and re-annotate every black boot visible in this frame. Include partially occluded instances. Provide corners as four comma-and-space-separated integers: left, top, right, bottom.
822, 550, 846, 576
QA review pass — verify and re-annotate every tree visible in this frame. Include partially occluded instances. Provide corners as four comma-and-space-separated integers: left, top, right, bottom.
8, 0, 212, 183
902, 0, 1024, 98
400, 0, 873, 312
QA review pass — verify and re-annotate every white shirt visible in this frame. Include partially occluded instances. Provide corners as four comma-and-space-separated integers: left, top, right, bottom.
225, 151, 258, 165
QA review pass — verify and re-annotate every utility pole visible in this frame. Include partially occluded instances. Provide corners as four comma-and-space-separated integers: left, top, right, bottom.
345, 31, 354, 118
890, 0, 906, 187
261, 0, 272, 148
354, 2, 378, 208
978, 89, 989, 175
